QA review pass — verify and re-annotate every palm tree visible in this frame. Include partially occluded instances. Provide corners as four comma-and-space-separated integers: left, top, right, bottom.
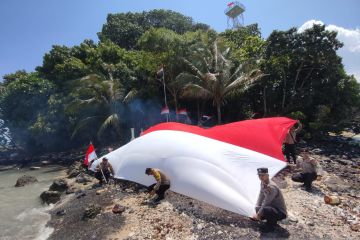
66, 65, 137, 140
179, 41, 265, 124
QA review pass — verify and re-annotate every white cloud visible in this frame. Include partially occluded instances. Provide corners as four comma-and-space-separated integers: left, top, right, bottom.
299, 20, 360, 82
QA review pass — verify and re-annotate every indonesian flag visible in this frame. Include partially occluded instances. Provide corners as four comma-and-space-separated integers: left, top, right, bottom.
202, 115, 213, 120
160, 106, 169, 115
177, 108, 187, 115
156, 65, 164, 80
227, 2, 235, 7
84, 143, 97, 166
94, 117, 296, 217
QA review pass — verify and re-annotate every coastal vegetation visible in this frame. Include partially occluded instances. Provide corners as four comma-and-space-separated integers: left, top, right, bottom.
0, 9, 359, 153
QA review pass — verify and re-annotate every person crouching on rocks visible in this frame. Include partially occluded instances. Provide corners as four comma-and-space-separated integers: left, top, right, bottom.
95, 157, 114, 185
291, 153, 317, 191
252, 168, 287, 232
145, 168, 170, 203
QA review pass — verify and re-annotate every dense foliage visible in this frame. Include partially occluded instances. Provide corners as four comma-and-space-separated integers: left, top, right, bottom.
0, 10, 359, 152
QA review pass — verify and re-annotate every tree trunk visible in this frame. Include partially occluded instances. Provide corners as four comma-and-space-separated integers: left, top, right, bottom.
216, 102, 221, 124
263, 86, 267, 116
173, 95, 178, 122
197, 100, 201, 126
282, 71, 287, 111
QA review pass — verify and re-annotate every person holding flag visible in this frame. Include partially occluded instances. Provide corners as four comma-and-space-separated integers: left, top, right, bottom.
95, 157, 114, 185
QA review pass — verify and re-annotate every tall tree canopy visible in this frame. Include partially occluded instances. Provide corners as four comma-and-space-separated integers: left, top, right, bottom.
98, 9, 209, 49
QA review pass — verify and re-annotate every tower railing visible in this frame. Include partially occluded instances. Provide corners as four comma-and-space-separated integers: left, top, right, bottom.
224, 2, 245, 15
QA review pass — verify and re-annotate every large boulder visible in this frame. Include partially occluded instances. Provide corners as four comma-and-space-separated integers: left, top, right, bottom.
15, 175, 38, 187
82, 204, 101, 220
40, 191, 62, 204
67, 161, 82, 178
324, 175, 351, 192
49, 179, 69, 192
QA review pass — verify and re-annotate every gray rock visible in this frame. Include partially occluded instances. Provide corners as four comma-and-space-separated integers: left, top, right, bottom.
67, 161, 82, 178
56, 209, 66, 216
29, 166, 41, 170
324, 176, 351, 192
75, 190, 86, 199
338, 159, 353, 165
15, 175, 38, 187
125, 188, 134, 193
40, 191, 61, 204
75, 173, 92, 183
66, 187, 76, 194
312, 148, 323, 154
67, 169, 80, 178
49, 179, 69, 192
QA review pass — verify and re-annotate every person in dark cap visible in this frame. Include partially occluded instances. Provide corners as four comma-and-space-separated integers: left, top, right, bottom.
252, 167, 287, 232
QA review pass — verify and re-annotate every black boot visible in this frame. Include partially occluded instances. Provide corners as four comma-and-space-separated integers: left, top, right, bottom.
260, 221, 277, 233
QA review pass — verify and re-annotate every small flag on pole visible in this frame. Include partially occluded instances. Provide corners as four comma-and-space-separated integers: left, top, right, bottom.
161, 106, 170, 115
227, 2, 235, 7
84, 143, 97, 166
177, 108, 188, 116
156, 65, 164, 79
202, 115, 213, 120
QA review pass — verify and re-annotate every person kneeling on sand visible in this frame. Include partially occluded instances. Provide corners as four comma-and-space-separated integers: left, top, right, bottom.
252, 168, 287, 232
291, 153, 317, 191
95, 157, 114, 185
145, 168, 170, 203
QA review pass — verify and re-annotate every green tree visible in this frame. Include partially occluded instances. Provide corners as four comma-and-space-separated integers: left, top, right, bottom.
36, 45, 89, 85
180, 40, 265, 124
66, 62, 137, 143
0, 73, 56, 149
2, 70, 28, 86
98, 10, 209, 49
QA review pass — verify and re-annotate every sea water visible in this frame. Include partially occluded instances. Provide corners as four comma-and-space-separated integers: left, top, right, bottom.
0, 166, 65, 240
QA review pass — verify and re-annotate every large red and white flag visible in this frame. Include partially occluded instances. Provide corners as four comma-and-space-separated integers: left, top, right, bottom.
84, 143, 97, 166
94, 117, 296, 217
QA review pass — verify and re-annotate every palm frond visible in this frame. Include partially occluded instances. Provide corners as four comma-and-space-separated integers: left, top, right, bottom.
182, 58, 204, 79
224, 70, 266, 95
123, 89, 138, 103
71, 116, 102, 139
97, 113, 120, 137
212, 41, 218, 71
181, 83, 212, 99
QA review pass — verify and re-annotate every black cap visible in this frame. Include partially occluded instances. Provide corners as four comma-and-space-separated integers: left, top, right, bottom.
257, 168, 268, 174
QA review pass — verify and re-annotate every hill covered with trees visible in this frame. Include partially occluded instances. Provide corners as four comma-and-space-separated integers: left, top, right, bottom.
1, 9, 359, 153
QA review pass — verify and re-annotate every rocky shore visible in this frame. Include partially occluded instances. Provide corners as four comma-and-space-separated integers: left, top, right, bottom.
40, 135, 360, 240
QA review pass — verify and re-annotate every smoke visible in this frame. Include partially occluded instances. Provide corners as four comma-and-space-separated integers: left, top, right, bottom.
0, 119, 11, 147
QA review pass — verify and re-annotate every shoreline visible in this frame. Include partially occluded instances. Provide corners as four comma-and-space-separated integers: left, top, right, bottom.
0, 166, 67, 240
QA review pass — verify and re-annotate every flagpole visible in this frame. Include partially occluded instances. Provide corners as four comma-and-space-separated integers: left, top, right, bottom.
99, 161, 108, 184
162, 66, 169, 122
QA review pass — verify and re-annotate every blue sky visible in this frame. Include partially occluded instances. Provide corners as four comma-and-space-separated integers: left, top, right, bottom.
1, 0, 359, 81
